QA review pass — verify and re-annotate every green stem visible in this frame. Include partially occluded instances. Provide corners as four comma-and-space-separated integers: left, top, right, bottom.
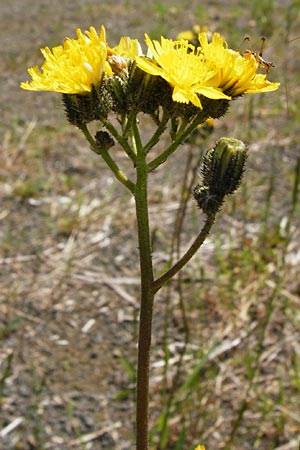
134, 129, 155, 450
153, 213, 216, 293
148, 111, 207, 171
101, 117, 137, 163
143, 111, 170, 154
80, 124, 135, 194
123, 107, 140, 140
132, 117, 143, 153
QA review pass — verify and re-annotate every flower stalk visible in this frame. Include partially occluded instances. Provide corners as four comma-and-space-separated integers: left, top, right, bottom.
148, 109, 211, 171
134, 136, 155, 450
80, 123, 135, 194
153, 213, 216, 293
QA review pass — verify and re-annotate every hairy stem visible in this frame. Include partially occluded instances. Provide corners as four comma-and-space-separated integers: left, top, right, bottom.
80, 124, 135, 194
153, 213, 216, 293
101, 117, 137, 163
134, 129, 155, 450
148, 111, 207, 171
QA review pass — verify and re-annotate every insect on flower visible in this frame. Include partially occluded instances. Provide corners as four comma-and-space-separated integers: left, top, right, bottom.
242, 36, 275, 73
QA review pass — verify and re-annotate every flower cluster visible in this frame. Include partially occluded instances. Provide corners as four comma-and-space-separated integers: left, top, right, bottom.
21, 25, 279, 124
135, 35, 231, 109
20, 26, 140, 94
197, 32, 279, 96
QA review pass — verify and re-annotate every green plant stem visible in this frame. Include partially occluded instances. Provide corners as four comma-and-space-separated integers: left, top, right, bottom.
123, 107, 140, 139
101, 117, 137, 163
153, 213, 216, 293
134, 133, 155, 450
148, 111, 207, 171
80, 124, 135, 194
143, 111, 170, 154
132, 117, 143, 152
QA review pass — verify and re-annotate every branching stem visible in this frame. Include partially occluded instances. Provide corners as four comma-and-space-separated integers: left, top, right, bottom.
153, 213, 216, 293
80, 123, 135, 194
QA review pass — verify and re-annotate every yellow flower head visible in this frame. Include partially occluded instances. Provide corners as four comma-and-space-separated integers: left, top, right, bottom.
135, 34, 231, 109
107, 36, 143, 74
21, 26, 143, 93
198, 32, 280, 96
194, 446, 206, 450
110, 36, 143, 60
21, 26, 113, 94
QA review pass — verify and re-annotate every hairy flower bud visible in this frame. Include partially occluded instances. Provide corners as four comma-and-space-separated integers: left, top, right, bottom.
127, 62, 171, 115
104, 73, 128, 113
194, 137, 248, 215
62, 83, 112, 127
193, 185, 223, 215
199, 98, 230, 119
95, 131, 115, 150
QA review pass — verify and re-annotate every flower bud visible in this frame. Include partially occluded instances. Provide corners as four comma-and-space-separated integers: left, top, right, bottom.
194, 137, 247, 215
199, 97, 229, 119
193, 185, 223, 215
62, 93, 93, 127
62, 84, 112, 127
95, 131, 115, 150
104, 72, 129, 113
202, 137, 247, 196
127, 62, 172, 115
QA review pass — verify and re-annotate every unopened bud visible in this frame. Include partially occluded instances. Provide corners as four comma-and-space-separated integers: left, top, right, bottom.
199, 97, 229, 119
193, 185, 223, 215
194, 137, 248, 215
62, 83, 111, 127
127, 62, 171, 115
104, 73, 128, 112
202, 137, 247, 196
95, 131, 115, 150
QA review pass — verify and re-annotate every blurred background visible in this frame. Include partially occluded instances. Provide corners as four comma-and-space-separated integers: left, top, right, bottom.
1, 0, 300, 449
